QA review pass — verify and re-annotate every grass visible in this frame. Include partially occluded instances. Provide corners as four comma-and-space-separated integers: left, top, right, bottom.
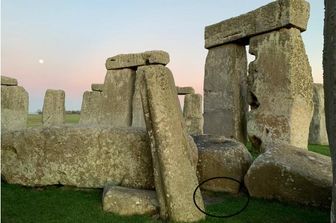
1, 183, 329, 223
27, 114, 80, 127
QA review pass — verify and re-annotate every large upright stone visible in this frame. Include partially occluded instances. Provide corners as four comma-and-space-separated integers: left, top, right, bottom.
205, 0, 310, 48
139, 65, 205, 222
1, 75, 18, 86
247, 28, 313, 150
106, 51, 169, 70
101, 69, 135, 127
204, 43, 247, 144
42, 89, 65, 126
309, 83, 329, 145
131, 71, 146, 128
183, 94, 203, 135
1, 85, 28, 131
79, 91, 104, 125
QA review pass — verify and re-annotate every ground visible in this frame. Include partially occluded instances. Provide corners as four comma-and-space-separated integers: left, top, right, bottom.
1, 114, 331, 223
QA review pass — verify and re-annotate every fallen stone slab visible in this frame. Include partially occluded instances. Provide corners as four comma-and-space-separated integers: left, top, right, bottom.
1, 75, 18, 86
91, 83, 104, 92
309, 83, 329, 145
183, 94, 203, 135
105, 50, 169, 70
1, 126, 154, 189
42, 89, 65, 126
103, 185, 159, 216
139, 64, 205, 222
205, 0, 310, 48
1, 85, 28, 131
176, 86, 195, 95
194, 135, 252, 193
244, 143, 332, 208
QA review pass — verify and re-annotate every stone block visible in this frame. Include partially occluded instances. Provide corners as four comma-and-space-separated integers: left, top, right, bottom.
183, 94, 203, 135
1, 75, 18, 86
176, 86, 195, 95
91, 83, 104, 92
42, 89, 65, 126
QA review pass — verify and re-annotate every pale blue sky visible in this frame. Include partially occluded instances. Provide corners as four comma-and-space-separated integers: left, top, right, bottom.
1, 0, 324, 112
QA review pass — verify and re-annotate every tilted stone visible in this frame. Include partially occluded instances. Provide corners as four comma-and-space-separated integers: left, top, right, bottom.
247, 28, 313, 150
1, 126, 154, 189
103, 186, 159, 216
139, 65, 205, 222
176, 86, 195, 95
183, 94, 203, 135
105, 50, 169, 70
1, 75, 18, 86
309, 83, 329, 145
42, 89, 65, 126
91, 83, 104, 92
204, 43, 247, 144
1, 86, 28, 131
244, 142, 332, 208
205, 0, 310, 48
79, 91, 104, 125
131, 71, 146, 128
194, 135, 252, 194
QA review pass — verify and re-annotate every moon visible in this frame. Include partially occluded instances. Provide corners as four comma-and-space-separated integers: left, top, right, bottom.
38, 59, 44, 64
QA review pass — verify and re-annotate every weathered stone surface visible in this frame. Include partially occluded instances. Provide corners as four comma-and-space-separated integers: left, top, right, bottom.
42, 89, 65, 126
309, 83, 329, 145
247, 28, 313, 151
79, 91, 104, 125
102, 69, 135, 127
183, 94, 203, 135
204, 43, 247, 144
131, 71, 146, 128
139, 65, 205, 222
91, 83, 103, 92
176, 86, 195, 95
194, 135, 252, 194
1, 126, 154, 189
1, 75, 18, 86
106, 51, 169, 70
205, 0, 310, 48
103, 186, 159, 216
244, 142, 332, 208
1, 86, 28, 131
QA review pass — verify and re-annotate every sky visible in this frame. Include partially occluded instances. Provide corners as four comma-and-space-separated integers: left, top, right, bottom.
1, 0, 324, 113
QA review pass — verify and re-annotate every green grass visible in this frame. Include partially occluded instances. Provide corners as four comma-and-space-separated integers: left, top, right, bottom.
1, 183, 329, 223
27, 114, 80, 127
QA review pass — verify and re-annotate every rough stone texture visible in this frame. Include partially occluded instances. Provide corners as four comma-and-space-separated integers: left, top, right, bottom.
1, 75, 18, 86
91, 83, 104, 92
139, 65, 205, 222
1, 126, 154, 189
247, 28, 313, 151
205, 0, 310, 48
176, 86, 195, 95
183, 94, 203, 135
103, 186, 159, 216
245, 142, 332, 208
42, 89, 65, 126
309, 83, 329, 145
193, 135, 252, 194
79, 91, 104, 125
131, 71, 146, 128
106, 51, 169, 70
204, 43, 247, 144
1, 85, 28, 131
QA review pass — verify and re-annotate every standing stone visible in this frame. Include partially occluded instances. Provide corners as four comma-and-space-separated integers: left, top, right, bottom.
247, 28, 313, 151
204, 43, 247, 144
101, 69, 135, 127
131, 71, 146, 128
79, 91, 104, 125
1, 75, 18, 86
183, 94, 203, 135
309, 83, 329, 145
139, 65, 205, 222
106, 51, 169, 70
1, 85, 28, 131
42, 89, 65, 126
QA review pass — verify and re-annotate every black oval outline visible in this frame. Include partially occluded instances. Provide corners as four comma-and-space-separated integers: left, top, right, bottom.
193, 176, 250, 218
